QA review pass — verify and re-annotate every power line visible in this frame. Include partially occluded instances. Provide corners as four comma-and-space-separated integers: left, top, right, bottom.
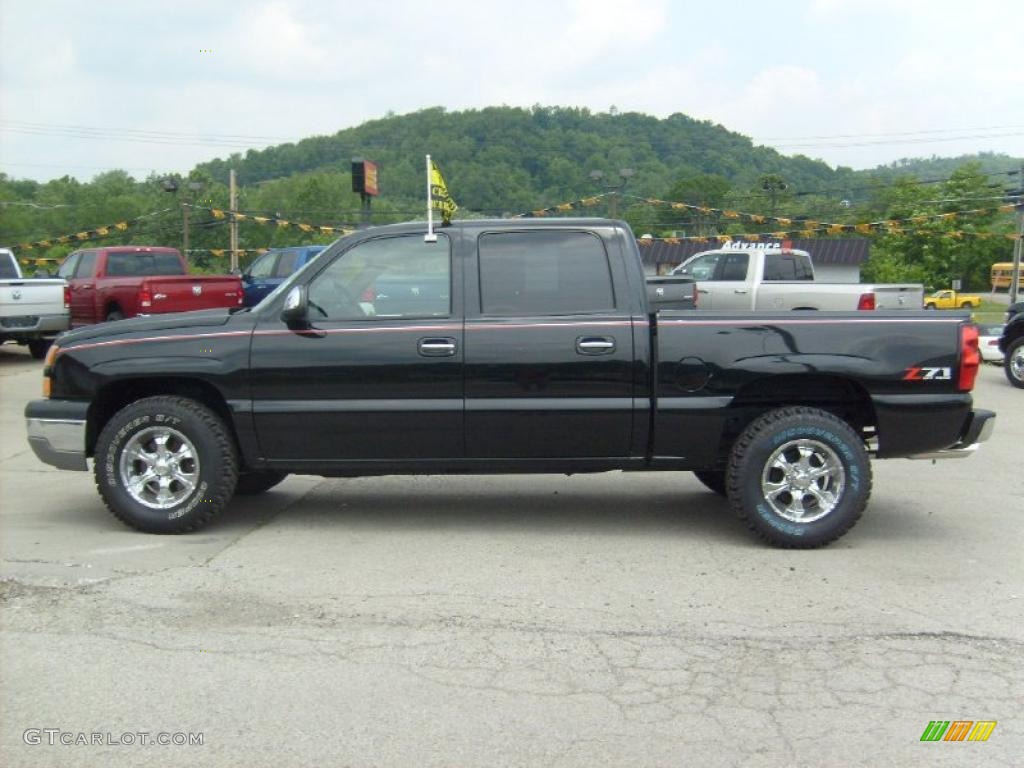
754, 124, 1024, 141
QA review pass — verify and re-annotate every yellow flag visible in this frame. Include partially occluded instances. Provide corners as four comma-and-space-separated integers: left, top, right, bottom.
429, 160, 458, 224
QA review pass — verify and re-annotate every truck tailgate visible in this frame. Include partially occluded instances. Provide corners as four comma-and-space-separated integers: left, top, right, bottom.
873, 284, 925, 310
0, 279, 67, 319
143, 275, 243, 314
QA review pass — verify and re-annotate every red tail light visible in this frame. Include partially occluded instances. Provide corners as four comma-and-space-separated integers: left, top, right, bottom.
958, 323, 980, 391
138, 287, 152, 309
856, 292, 876, 311
63, 285, 70, 309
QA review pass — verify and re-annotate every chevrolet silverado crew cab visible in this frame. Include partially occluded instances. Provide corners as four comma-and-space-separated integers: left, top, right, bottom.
0, 247, 70, 358
59, 246, 243, 325
670, 244, 924, 310
26, 219, 994, 548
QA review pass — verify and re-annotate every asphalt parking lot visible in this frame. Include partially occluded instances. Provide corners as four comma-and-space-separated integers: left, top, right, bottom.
1, 342, 1021, 767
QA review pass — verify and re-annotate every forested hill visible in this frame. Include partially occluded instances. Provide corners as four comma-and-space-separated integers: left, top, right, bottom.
197, 106, 852, 213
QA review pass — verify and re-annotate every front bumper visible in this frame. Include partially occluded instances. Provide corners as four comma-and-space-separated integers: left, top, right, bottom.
25, 399, 89, 471
908, 409, 996, 460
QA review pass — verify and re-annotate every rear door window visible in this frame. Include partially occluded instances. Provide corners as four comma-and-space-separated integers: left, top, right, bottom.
716, 253, 749, 281
106, 252, 185, 276
478, 230, 615, 316
764, 253, 813, 281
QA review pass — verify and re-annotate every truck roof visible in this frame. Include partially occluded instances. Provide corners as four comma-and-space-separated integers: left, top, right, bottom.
344, 218, 625, 236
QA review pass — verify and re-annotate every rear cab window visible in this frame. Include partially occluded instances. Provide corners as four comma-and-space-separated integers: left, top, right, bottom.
477, 230, 616, 316
105, 251, 185, 277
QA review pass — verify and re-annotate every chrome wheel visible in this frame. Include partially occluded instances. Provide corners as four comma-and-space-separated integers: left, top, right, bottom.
118, 426, 200, 510
1011, 346, 1024, 382
761, 439, 845, 523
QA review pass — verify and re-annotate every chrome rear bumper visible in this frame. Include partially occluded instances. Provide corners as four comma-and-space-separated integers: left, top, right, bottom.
908, 409, 996, 460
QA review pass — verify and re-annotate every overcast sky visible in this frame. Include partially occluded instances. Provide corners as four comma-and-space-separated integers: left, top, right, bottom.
1, 0, 1022, 182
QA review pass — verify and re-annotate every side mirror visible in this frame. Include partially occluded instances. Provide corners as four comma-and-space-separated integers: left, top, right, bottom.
280, 285, 309, 326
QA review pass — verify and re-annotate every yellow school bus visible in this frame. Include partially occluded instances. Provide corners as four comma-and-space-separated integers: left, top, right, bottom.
990, 262, 1024, 291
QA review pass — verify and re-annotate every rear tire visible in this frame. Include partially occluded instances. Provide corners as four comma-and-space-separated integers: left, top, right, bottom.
94, 396, 238, 533
961, 301, 974, 309
726, 407, 871, 548
106, 309, 124, 322
27, 339, 51, 360
693, 470, 727, 497
235, 470, 288, 495
1005, 337, 1024, 389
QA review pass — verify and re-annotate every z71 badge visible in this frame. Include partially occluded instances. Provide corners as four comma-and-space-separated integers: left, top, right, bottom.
903, 366, 952, 381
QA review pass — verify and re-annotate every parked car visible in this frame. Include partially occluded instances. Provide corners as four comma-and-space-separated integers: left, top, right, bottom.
0, 247, 69, 358
999, 309, 1024, 388
59, 246, 243, 325
924, 289, 982, 310
670, 246, 923, 310
26, 219, 994, 548
241, 246, 326, 306
978, 324, 1005, 363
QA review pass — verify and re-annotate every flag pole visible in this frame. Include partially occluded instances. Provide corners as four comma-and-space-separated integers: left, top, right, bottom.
424, 154, 437, 242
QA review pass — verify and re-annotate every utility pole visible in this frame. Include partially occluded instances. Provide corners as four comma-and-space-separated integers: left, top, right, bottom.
1009, 162, 1024, 304
182, 202, 190, 263
229, 169, 238, 272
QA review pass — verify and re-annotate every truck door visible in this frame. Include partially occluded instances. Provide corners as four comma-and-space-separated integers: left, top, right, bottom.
249, 231, 463, 462
463, 229, 635, 458
707, 252, 753, 310
60, 251, 98, 326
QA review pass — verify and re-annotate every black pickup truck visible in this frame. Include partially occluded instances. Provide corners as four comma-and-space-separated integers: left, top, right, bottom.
26, 219, 994, 547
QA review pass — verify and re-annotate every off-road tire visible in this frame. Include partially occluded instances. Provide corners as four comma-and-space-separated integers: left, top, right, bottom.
235, 470, 288, 495
693, 470, 727, 497
1005, 337, 1024, 389
27, 339, 51, 360
726, 406, 871, 548
94, 396, 238, 533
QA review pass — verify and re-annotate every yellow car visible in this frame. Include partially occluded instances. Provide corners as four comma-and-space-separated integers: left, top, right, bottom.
924, 290, 982, 310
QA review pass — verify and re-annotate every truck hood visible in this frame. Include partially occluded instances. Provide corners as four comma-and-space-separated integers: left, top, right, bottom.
57, 308, 241, 346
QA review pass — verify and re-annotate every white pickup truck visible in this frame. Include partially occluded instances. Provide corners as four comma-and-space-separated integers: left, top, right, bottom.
670, 245, 923, 311
0, 248, 70, 358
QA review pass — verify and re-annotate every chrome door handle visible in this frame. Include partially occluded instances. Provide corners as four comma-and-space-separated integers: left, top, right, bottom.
576, 336, 616, 355
418, 337, 457, 357
734, 289, 749, 294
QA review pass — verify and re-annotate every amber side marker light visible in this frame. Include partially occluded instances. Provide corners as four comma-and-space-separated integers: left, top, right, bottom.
42, 344, 59, 397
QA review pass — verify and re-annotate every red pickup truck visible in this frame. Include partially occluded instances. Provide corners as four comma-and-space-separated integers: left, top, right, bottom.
58, 246, 243, 326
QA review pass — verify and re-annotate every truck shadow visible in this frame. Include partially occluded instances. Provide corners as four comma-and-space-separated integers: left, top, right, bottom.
224, 478, 755, 546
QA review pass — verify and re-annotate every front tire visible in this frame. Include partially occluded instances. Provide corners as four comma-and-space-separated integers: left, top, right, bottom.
1005, 337, 1024, 389
94, 396, 238, 533
726, 407, 871, 548
924, 303, 936, 310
